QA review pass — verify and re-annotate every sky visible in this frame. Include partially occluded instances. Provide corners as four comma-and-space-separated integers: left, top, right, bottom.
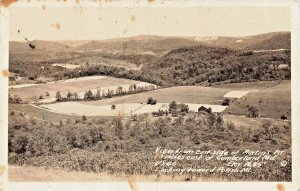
9, 6, 290, 41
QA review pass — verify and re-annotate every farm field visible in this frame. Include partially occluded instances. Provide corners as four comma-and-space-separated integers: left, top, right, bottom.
213, 80, 283, 90
79, 86, 231, 106
40, 102, 227, 116
9, 76, 155, 102
224, 80, 291, 119
37, 85, 236, 116
8, 104, 113, 122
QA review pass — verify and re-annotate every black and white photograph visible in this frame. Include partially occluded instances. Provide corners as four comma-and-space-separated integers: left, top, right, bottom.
1, 1, 300, 190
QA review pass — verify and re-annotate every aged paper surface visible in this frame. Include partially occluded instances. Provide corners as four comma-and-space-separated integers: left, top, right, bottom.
0, 0, 300, 191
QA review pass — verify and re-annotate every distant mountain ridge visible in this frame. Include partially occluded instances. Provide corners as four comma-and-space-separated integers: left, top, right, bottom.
10, 31, 290, 54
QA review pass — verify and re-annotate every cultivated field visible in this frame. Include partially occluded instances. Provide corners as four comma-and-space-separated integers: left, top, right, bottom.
9, 76, 156, 102
213, 80, 283, 90
80, 86, 231, 106
40, 102, 227, 116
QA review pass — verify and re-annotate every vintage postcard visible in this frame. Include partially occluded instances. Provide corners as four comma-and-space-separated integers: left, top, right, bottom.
0, 0, 300, 191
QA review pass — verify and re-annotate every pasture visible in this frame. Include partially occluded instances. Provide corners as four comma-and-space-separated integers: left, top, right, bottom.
224, 80, 291, 119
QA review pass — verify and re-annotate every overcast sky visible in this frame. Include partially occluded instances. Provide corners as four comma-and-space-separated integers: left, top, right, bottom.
9, 6, 290, 41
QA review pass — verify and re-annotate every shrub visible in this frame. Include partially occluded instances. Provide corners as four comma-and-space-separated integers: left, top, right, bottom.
147, 97, 157, 105
281, 114, 287, 120
226, 121, 236, 131
147, 97, 154, 104
247, 106, 260, 118
261, 120, 273, 139
222, 98, 230, 106
179, 103, 189, 113
84, 90, 94, 100
56, 91, 62, 101
150, 99, 157, 105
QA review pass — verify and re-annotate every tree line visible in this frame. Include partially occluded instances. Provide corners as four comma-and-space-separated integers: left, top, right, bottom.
54, 84, 157, 102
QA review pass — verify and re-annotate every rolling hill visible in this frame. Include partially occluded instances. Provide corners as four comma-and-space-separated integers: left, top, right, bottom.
9, 32, 291, 86
10, 32, 290, 54
196, 32, 291, 50
142, 44, 290, 86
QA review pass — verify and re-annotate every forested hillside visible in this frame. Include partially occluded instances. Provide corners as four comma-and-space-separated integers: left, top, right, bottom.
142, 45, 290, 86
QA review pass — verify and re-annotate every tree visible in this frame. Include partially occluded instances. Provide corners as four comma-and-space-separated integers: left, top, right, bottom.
151, 99, 157, 105
215, 114, 224, 130
8, 94, 13, 103
107, 89, 113, 98
14, 134, 29, 154
222, 98, 230, 106
113, 118, 123, 139
95, 89, 101, 100
208, 107, 212, 114
129, 85, 134, 93
56, 91, 62, 101
208, 113, 216, 127
147, 97, 154, 104
247, 106, 259, 118
66, 91, 72, 100
169, 101, 177, 112
179, 103, 189, 113
102, 90, 106, 98
84, 90, 93, 100
116, 86, 123, 95
73, 92, 78, 100
261, 120, 273, 139
280, 114, 287, 120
